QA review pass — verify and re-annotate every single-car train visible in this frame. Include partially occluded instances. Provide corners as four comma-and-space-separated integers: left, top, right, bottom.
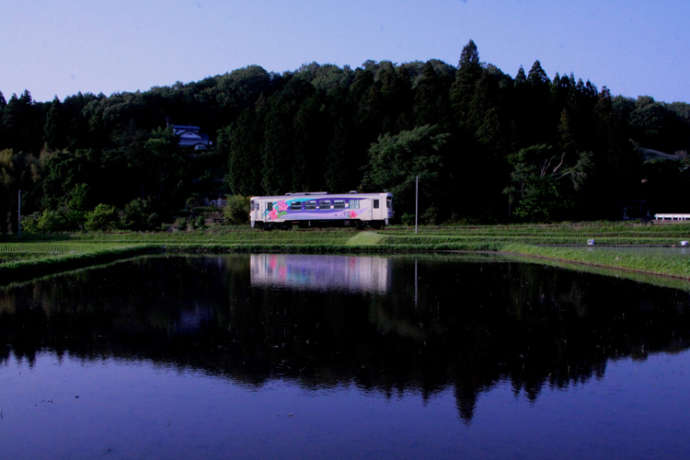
249, 191, 393, 229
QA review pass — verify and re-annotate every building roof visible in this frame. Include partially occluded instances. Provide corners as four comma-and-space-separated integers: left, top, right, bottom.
170, 124, 211, 150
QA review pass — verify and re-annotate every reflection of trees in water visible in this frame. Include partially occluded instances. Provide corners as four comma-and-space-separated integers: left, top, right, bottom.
1, 256, 689, 423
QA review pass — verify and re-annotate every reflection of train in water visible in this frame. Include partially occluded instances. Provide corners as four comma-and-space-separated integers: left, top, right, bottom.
249, 191, 393, 229
250, 254, 391, 294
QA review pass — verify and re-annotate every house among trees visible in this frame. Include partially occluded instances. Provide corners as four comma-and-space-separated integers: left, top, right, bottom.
170, 124, 211, 150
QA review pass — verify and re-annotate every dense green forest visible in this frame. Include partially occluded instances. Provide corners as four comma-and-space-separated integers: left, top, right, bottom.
0, 40, 688, 232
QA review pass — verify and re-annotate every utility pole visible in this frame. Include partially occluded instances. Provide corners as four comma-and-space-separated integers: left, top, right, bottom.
414, 257, 418, 308
415, 175, 419, 234
17, 189, 22, 238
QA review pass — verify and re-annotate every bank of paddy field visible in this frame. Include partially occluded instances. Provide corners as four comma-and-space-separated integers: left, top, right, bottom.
1, 222, 689, 286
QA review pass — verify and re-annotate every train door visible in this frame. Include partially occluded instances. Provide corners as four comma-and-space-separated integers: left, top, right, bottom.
372, 196, 383, 221
360, 198, 372, 222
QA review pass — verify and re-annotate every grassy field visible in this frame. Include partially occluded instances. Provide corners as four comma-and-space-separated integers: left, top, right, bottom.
0, 243, 158, 282
501, 243, 690, 279
1, 222, 689, 285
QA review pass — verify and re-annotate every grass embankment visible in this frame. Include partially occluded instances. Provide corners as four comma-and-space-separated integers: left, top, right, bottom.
382, 221, 690, 246
1, 222, 689, 285
501, 243, 690, 281
0, 242, 158, 282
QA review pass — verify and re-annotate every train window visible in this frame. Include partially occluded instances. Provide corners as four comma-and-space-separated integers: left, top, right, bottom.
386, 197, 392, 209
289, 201, 302, 210
319, 200, 331, 209
267, 202, 273, 211
373, 199, 379, 209
304, 200, 317, 210
350, 199, 360, 209
333, 200, 345, 209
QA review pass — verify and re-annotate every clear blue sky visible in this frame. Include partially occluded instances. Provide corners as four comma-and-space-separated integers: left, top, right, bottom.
2, 0, 688, 103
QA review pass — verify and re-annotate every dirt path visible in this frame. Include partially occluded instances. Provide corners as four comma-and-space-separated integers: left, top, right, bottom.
346, 231, 384, 246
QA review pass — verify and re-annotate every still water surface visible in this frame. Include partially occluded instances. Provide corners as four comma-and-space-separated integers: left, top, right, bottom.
1, 254, 690, 459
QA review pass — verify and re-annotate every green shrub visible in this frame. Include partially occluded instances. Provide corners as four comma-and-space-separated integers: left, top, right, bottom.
223, 195, 249, 224
85, 204, 119, 231
174, 217, 188, 231
67, 183, 90, 211
20, 212, 41, 234
401, 213, 415, 226
64, 208, 87, 229
422, 206, 439, 224
31, 207, 86, 233
121, 198, 155, 230
37, 209, 71, 232
193, 215, 206, 230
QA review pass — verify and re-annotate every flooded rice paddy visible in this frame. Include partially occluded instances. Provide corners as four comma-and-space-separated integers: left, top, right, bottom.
1, 254, 690, 459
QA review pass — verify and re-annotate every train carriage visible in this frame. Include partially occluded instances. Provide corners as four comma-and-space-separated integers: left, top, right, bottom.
249, 191, 393, 229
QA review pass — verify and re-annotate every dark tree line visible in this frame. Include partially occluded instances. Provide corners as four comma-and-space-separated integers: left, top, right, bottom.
0, 41, 689, 232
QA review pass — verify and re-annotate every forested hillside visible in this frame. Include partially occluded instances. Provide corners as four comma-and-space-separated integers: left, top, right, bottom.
1, 41, 688, 232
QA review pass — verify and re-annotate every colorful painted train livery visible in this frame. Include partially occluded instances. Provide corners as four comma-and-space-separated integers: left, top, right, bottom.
249, 191, 393, 229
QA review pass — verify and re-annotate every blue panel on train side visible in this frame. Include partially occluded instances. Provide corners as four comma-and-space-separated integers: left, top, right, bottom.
264, 197, 366, 221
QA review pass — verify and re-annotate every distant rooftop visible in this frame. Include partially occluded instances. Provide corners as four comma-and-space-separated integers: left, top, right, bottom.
169, 124, 211, 150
